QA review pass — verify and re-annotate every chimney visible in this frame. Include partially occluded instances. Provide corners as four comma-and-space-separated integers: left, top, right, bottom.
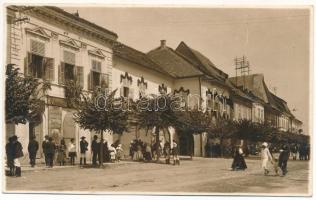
160, 40, 166, 48
73, 10, 79, 17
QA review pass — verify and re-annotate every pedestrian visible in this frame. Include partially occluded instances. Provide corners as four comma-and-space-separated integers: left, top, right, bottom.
164, 141, 171, 164
91, 135, 99, 166
28, 136, 39, 167
5, 136, 15, 176
102, 140, 110, 162
68, 138, 77, 165
231, 145, 247, 171
109, 144, 117, 162
42, 135, 49, 166
134, 142, 143, 161
143, 143, 152, 162
116, 144, 124, 162
57, 138, 66, 166
291, 144, 298, 160
279, 145, 290, 176
12, 135, 23, 177
129, 140, 134, 159
172, 140, 180, 165
46, 137, 56, 168
80, 136, 88, 166
261, 142, 273, 175
299, 144, 304, 160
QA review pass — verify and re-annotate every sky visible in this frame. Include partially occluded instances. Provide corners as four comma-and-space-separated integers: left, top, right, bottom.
63, 6, 311, 132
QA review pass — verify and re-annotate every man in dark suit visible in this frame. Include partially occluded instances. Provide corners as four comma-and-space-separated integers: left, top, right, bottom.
278, 144, 290, 176
42, 135, 49, 166
80, 136, 89, 166
28, 136, 39, 167
46, 137, 56, 168
91, 135, 99, 166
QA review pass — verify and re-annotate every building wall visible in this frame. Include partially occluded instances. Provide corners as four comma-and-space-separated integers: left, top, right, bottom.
112, 56, 174, 99
252, 103, 264, 123
233, 101, 252, 121
6, 9, 114, 158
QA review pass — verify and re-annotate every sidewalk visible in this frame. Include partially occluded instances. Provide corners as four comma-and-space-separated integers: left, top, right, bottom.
16, 160, 138, 172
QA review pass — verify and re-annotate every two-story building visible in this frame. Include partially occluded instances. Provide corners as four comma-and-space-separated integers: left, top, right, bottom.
6, 6, 117, 157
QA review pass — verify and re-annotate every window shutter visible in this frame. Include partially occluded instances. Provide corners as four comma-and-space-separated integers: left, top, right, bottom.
24, 52, 32, 76
63, 50, 75, 65
101, 73, 109, 89
58, 62, 65, 85
88, 71, 92, 90
44, 57, 55, 81
31, 40, 45, 56
76, 66, 84, 88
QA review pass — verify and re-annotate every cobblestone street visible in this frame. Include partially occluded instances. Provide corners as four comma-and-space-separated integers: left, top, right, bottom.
5, 158, 311, 195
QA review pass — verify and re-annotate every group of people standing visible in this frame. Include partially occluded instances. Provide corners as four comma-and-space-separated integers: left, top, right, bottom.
41, 136, 89, 167
231, 142, 291, 177
5, 134, 91, 177
90, 135, 124, 166
129, 139, 180, 165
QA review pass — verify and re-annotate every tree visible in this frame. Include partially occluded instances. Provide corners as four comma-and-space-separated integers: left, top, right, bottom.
136, 93, 180, 161
209, 116, 235, 157
73, 89, 129, 166
175, 108, 213, 157
5, 64, 51, 127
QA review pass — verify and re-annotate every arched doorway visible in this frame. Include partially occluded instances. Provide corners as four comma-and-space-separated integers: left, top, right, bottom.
179, 133, 194, 156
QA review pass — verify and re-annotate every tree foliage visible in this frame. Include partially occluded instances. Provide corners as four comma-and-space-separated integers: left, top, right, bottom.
176, 108, 213, 135
5, 64, 51, 125
73, 89, 129, 135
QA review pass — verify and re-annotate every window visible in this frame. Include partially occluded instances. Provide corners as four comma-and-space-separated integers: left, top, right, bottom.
159, 83, 167, 94
59, 50, 84, 87
119, 72, 133, 98
137, 77, 147, 98
123, 87, 129, 98
25, 40, 54, 81
88, 59, 109, 91
31, 39, 45, 56
174, 87, 189, 109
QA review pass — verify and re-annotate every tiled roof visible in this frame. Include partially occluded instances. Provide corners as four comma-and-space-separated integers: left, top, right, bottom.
225, 79, 254, 103
147, 46, 203, 78
269, 92, 294, 117
229, 74, 294, 117
176, 41, 228, 81
113, 42, 173, 77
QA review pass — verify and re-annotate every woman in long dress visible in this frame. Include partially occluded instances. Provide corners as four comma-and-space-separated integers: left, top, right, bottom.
231, 145, 247, 170
261, 142, 273, 175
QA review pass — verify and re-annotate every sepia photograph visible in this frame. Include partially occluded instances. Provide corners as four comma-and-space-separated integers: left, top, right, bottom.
2, 2, 313, 196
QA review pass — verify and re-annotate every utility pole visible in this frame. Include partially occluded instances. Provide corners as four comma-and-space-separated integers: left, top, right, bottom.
234, 56, 250, 89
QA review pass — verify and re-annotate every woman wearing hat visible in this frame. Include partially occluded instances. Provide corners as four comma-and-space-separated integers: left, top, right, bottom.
261, 142, 273, 175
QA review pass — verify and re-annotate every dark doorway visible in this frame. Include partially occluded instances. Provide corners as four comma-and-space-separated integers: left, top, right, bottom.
179, 133, 194, 156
